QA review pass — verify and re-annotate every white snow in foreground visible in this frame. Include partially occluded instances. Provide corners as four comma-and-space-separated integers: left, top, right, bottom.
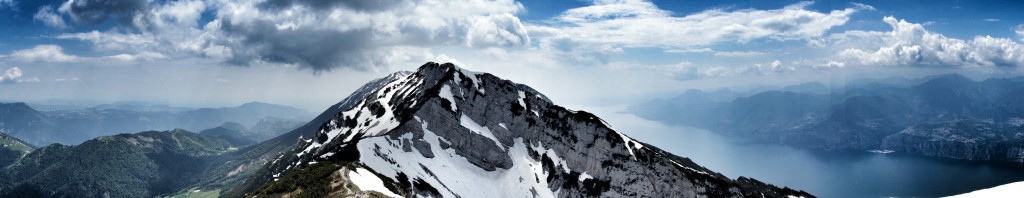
357, 116, 557, 198
348, 167, 402, 198
439, 84, 458, 112
946, 181, 1024, 198
460, 114, 504, 150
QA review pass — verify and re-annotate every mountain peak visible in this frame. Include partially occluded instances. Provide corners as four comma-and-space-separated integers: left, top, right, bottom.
248, 62, 811, 197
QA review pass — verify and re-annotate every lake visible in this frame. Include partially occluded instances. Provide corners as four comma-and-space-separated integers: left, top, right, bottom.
585, 105, 1024, 197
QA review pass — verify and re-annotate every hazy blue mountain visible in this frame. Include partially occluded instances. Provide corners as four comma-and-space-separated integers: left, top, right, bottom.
198, 117, 306, 147
200, 122, 258, 147
0, 102, 312, 146
634, 74, 1024, 162
0, 103, 60, 146
91, 101, 193, 113
178, 102, 310, 131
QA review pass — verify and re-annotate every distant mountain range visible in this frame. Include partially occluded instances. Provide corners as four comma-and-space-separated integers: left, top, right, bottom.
0, 102, 312, 146
633, 74, 1024, 162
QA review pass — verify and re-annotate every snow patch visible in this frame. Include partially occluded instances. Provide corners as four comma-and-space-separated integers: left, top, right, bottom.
458, 68, 485, 94
460, 114, 504, 150
615, 131, 643, 160
579, 172, 593, 182
516, 91, 527, 108
295, 72, 423, 163
438, 84, 458, 112
669, 160, 709, 176
529, 141, 572, 173
319, 152, 335, 159
357, 118, 558, 198
348, 167, 403, 198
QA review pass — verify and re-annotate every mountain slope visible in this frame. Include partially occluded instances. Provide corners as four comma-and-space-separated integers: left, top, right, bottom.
0, 101, 311, 146
0, 129, 235, 198
195, 72, 413, 197
242, 62, 811, 197
0, 102, 60, 146
0, 133, 33, 168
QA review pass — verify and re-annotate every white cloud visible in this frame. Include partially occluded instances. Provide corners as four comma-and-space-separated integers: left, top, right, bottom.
532, 1, 864, 51
34, 5, 68, 29
7, 45, 83, 62
54, 77, 81, 82
664, 48, 714, 53
983, 18, 1000, 22
5, 44, 168, 63
104, 51, 168, 62
0, 67, 39, 84
57, 31, 160, 51
851, 3, 876, 11
752, 60, 793, 74
0, 0, 13, 8
714, 51, 768, 57
47, 0, 530, 72
834, 16, 1024, 67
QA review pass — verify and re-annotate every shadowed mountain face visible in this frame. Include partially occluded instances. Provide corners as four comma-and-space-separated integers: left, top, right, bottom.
633, 74, 1024, 162
236, 62, 810, 197
0, 129, 235, 198
0, 102, 311, 146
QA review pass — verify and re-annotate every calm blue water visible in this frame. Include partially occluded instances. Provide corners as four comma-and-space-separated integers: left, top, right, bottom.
589, 106, 1024, 197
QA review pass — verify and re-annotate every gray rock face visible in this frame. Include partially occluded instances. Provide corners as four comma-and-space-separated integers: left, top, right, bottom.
881, 115, 1024, 162
253, 62, 811, 197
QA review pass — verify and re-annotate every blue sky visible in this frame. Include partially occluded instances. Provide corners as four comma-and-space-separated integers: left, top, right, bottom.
2, 0, 1024, 111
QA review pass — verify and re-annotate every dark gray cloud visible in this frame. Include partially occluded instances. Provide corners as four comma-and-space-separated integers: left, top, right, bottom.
60, 0, 149, 25
36, 0, 528, 72
219, 18, 379, 72
212, 0, 528, 72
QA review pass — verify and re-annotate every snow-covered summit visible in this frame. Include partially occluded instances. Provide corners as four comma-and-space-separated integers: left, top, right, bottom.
252, 62, 813, 197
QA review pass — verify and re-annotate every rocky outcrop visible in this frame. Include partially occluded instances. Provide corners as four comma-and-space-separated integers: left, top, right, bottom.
244, 62, 811, 197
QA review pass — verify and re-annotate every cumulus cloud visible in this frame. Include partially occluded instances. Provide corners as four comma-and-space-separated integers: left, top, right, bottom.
0, 67, 39, 84
34, 5, 67, 29
58, 0, 148, 25
834, 16, 1024, 67
213, 0, 528, 71
7, 45, 83, 62
46, 0, 530, 72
